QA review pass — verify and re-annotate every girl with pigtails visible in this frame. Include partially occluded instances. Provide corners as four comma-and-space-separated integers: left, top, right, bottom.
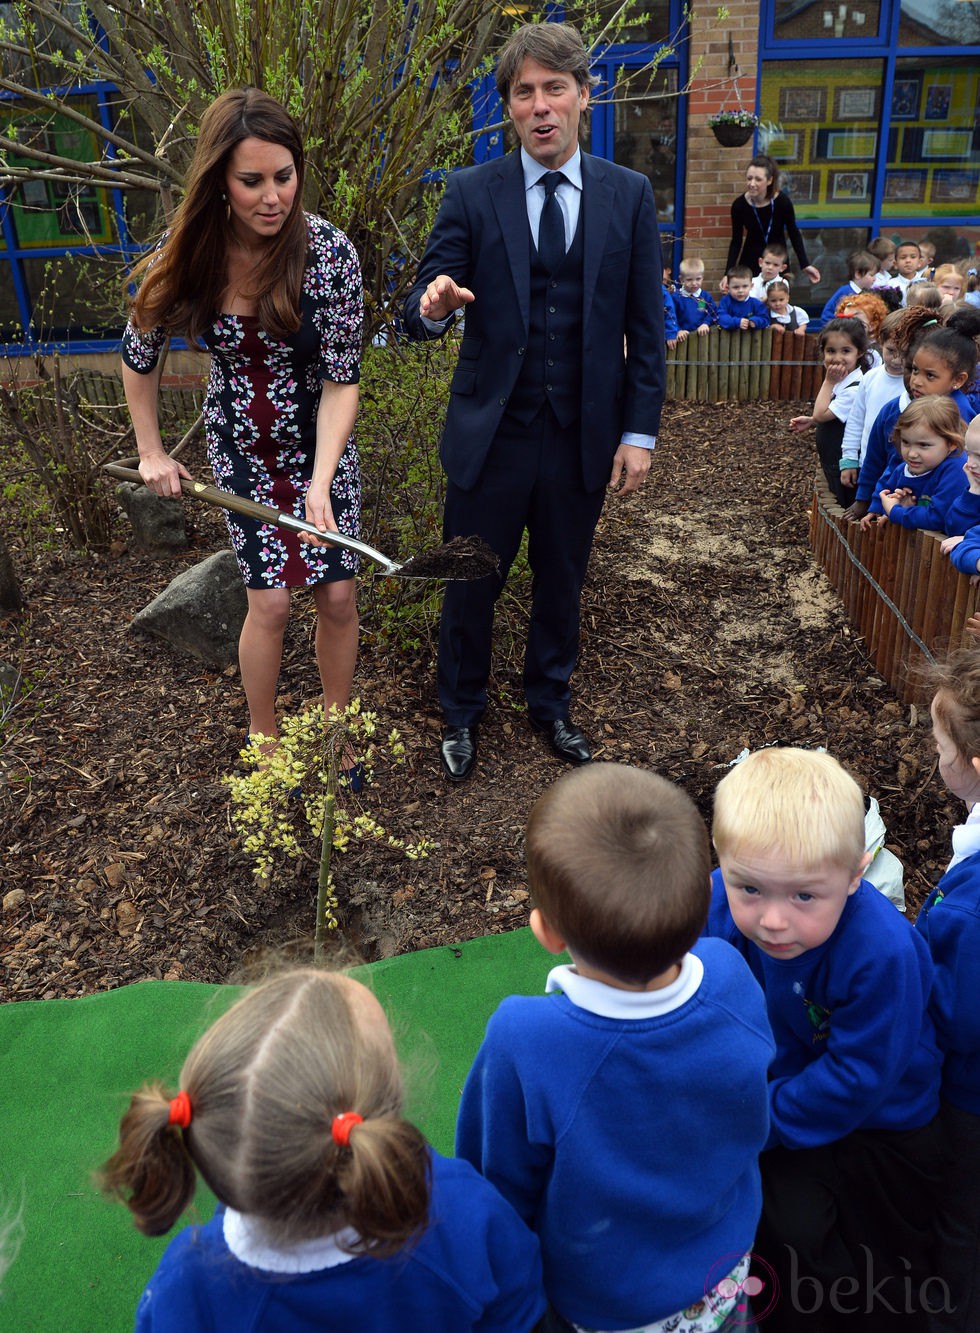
99, 970, 544, 1332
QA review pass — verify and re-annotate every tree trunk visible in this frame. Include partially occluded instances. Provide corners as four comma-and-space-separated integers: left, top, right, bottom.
0, 527, 24, 611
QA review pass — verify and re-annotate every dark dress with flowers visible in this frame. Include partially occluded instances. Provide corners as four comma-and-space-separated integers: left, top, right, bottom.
121, 214, 363, 589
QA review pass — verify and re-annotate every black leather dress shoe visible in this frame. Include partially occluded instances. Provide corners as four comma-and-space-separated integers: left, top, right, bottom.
532, 717, 592, 765
440, 726, 477, 782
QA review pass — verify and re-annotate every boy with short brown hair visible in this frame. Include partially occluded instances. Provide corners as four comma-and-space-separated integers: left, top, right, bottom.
718, 264, 770, 330
457, 763, 774, 1332
750, 241, 789, 300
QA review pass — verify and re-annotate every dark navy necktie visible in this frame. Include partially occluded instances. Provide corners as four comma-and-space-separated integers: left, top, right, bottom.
538, 172, 566, 273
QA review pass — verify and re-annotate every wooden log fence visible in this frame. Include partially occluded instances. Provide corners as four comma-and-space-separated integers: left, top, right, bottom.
809, 475, 979, 705
665, 326, 824, 403
14, 328, 820, 405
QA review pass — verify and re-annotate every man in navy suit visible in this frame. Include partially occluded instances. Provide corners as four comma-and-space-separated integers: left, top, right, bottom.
403, 21, 665, 782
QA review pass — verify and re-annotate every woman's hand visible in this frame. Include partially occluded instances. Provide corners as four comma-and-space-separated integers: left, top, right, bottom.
138, 451, 192, 498
802, 265, 821, 284
304, 476, 339, 544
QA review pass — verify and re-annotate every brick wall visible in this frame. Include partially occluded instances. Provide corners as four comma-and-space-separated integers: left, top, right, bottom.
681, 1, 763, 287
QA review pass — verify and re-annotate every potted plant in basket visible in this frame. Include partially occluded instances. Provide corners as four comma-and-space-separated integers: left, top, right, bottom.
708, 108, 760, 148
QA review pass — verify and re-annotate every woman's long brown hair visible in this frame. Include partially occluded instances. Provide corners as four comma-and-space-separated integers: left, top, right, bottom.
129, 88, 308, 342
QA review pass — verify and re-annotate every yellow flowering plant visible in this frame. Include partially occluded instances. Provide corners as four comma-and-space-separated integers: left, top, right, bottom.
223, 699, 433, 957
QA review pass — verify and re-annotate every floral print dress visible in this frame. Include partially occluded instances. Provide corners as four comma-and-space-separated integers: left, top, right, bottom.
121, 214, 363, 589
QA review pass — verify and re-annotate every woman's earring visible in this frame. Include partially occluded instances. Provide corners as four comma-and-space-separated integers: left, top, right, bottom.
221, 191, 230, 222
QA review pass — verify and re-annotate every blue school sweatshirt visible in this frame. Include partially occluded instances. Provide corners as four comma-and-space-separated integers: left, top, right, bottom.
456, 938, 774, 1330
867, 451, 967, 530
705, 872, 941, 1150
132, 1151, 545, 1333
672, 288, 719, 332
917, 850, 980, 1114
717, 294, 770, 329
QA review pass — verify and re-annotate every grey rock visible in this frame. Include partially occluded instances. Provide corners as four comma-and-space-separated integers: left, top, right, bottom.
129, 550, 246, 666
116, 482, 188, 554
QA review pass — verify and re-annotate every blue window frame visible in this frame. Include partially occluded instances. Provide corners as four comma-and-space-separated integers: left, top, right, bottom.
758, 0, 980, 311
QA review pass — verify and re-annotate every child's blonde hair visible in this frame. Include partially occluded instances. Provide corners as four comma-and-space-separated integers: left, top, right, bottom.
99, 970, 429, 1248
906, 281, 943, 310
868, 236, 896, 267
713, 748, 866, 874
934, 264, 965, 296
891, 395, 965, 455
679, 257, 705, 279
930, 647, 980, 766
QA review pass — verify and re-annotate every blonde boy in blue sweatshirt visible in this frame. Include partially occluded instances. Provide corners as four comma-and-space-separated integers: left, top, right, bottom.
706, 749, 943, 1331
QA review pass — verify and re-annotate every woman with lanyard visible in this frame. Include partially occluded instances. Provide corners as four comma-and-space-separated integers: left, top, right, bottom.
721, 154, 820, 293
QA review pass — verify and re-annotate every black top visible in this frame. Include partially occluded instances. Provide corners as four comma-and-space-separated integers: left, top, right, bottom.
725, 192, 811, 275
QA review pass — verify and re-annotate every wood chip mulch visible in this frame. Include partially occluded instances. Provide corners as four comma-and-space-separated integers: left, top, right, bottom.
1, 398, 959, 1002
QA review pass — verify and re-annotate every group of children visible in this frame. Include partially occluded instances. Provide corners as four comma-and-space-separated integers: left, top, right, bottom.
663, 236, 980, 351
789, 300, 980, 563
101, 702, 980, 1331
663, 248, 805, 348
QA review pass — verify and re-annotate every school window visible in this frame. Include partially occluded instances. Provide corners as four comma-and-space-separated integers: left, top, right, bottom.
759, 0, 980, 310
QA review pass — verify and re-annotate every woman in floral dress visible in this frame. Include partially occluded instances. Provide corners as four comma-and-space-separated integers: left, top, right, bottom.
122, 88, 363, 761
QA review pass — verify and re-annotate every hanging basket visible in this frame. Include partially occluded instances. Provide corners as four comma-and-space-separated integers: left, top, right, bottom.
710, 121, 756, 148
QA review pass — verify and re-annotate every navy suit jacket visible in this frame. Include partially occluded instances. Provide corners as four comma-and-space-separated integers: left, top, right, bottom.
403, 150, 666, 493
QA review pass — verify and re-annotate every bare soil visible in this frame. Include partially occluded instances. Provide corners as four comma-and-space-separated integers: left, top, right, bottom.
0, 398, 957, 1002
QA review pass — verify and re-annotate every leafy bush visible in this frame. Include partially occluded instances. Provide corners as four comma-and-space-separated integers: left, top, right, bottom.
356, 337, 453, 651
356, 333, 530, 662
0, 360, 122, 550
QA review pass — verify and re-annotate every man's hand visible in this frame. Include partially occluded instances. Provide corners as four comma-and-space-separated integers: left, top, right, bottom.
419, 275, 475, 322
608, 443, 651, 496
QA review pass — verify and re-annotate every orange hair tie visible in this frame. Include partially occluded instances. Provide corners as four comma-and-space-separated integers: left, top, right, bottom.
331, 1111, 363, 1147
168, 1090, 193, 1130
